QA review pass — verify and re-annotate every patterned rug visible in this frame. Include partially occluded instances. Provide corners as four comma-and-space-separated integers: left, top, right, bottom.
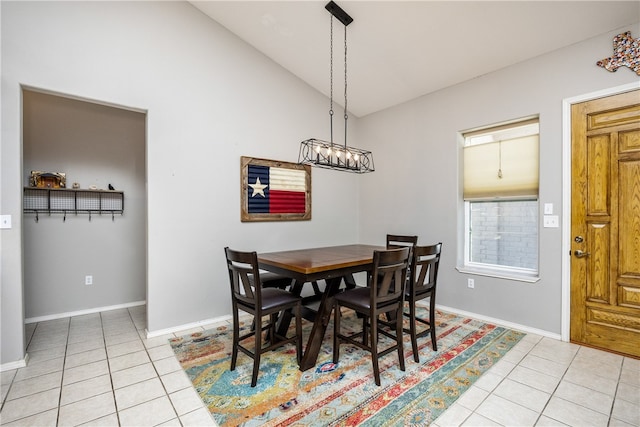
169, 306, 525, 426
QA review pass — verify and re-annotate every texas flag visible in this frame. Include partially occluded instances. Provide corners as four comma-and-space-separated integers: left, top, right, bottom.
247, 165, 306, 214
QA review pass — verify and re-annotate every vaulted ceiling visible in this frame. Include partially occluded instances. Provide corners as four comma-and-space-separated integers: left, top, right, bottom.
191, 1, 639, 117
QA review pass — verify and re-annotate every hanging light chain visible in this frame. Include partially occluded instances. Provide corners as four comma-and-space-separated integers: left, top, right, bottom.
329, 15, 334, 146
343, 24, 348, 149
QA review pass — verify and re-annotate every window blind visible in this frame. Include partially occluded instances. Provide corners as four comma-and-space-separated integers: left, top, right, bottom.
463, 134, 539, 200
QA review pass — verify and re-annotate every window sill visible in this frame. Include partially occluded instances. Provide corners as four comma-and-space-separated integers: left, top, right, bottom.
456, 266, 540, 283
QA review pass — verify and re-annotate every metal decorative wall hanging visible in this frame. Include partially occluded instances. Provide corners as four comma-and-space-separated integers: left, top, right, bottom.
597, 31, 640, 76
240, 156, 311, 222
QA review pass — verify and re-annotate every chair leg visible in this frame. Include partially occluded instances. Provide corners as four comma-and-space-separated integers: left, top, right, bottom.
362, 316, 368, 347
333, 305, 341, 364
251, 314, 262, 387
396, 305, 406, 372
295, 303, 302, 364
370, 314, 381, 386
231, 307, 239, 371
409, 300, 419, 362
269, 313, 277, 344
430, 296, 438, 351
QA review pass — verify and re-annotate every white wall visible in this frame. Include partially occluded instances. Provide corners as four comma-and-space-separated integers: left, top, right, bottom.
358, 22, 640, 334
22, 90, 146, 319
1, 1, 361, 365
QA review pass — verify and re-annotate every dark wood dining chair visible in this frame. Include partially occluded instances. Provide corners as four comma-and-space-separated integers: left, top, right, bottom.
404, 243, 442, 362
386, 234, 418, 252
224, 247, 303, 387
333, 247, 410, 386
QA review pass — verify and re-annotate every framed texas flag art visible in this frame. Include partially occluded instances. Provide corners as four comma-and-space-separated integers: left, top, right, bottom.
240, 156, 311, 222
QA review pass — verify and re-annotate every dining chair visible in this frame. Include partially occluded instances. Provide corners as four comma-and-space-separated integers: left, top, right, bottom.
404, 243, 442, 362
333, 247, 410, 386
386, 234, 418, 252
224, 247, 303, 387
384, 234, 418, 285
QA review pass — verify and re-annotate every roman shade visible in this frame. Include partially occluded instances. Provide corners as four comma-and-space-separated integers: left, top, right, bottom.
463, 130, 539, 200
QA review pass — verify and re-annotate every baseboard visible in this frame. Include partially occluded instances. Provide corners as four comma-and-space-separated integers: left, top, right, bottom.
435, 303, 562, 341
0, 353, 29, 373
24, 300, 147, 324
145, 314, 232, 339
147, 305, 561, 342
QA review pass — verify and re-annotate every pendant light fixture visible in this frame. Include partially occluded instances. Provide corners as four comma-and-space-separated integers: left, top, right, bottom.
298, 1, 374, 174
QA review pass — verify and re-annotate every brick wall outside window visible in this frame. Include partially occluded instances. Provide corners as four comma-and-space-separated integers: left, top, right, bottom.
470, 200, 538, 270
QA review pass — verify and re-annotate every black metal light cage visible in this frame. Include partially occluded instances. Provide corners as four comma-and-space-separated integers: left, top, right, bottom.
299, 138, 374, 173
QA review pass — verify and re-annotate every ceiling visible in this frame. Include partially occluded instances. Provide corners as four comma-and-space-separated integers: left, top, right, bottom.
190, 1, 640, 117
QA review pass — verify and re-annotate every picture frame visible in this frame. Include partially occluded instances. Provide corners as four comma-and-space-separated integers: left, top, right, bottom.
241, 156, 311, 222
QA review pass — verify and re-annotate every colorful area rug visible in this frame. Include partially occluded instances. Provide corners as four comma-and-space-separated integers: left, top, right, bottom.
169, 306, 525, 426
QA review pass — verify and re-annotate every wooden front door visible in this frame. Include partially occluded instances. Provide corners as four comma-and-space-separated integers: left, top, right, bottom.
570, 89, 640, 357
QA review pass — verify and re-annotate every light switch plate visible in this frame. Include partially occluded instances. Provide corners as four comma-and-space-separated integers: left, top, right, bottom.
543, 215, 559, 228
0, 215, 11, 229
544, 203, 553, 215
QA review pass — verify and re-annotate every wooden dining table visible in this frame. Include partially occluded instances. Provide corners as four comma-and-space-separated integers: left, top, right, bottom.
257, 244, 384, 371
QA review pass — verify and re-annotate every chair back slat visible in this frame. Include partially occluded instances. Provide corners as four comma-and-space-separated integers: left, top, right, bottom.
410, 243, 442, 296
386, 234, 418, 249
371, 247, 410, 306
386, 234, 418, 282
386, 234, 418, 264
225, 247, 262, 306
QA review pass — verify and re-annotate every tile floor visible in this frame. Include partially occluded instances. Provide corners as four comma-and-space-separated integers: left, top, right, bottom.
0, 305, 638, 426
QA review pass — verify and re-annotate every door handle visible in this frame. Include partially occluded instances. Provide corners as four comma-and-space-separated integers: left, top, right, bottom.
574, 250, 591, 258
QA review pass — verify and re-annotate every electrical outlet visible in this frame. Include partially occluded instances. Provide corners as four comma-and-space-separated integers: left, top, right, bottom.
543, 215, 559, 228
467, 278, 475, 289
85, 275, 93, 286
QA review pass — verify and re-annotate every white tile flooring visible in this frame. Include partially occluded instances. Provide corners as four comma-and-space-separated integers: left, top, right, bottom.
0, 305, 638, 426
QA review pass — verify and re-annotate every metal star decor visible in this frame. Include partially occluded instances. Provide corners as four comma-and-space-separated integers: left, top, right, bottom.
596, 31, 640, 76
248, 177, 267, 198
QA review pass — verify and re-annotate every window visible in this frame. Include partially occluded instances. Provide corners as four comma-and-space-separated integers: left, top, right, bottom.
462, 118, 539, 279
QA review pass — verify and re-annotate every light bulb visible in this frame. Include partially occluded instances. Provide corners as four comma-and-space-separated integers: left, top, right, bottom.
336, 151, 341, 158
354, 154, 360, 161
346, 152, 352, 159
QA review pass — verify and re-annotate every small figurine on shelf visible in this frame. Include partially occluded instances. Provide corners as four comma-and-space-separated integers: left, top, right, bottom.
108, 184, 115, 190
72, 182, 80, 189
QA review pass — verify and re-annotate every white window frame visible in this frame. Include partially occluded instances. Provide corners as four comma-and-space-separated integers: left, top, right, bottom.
458, 117, 540, 283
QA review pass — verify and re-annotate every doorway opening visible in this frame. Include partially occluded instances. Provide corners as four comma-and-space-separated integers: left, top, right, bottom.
22, 88, 147, 324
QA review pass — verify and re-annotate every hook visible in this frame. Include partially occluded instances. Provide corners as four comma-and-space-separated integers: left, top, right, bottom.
35, 211, 39, 223
112, 211, 115, 221
63, 211, 67, 222
88, 211, 92, 222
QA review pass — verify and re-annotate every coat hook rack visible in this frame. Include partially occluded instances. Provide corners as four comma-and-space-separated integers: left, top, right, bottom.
23, 187, 124, 222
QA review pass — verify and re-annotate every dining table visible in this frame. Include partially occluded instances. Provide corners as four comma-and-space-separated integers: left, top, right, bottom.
257, 244, 384, 371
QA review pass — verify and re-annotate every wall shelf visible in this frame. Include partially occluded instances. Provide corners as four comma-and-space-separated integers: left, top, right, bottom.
24, 187, 124, 221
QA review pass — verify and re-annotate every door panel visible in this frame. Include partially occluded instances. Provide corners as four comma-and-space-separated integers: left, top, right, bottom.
586, 223, 609, 304
587, 135, 610, 215
571, 89, 640, 357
